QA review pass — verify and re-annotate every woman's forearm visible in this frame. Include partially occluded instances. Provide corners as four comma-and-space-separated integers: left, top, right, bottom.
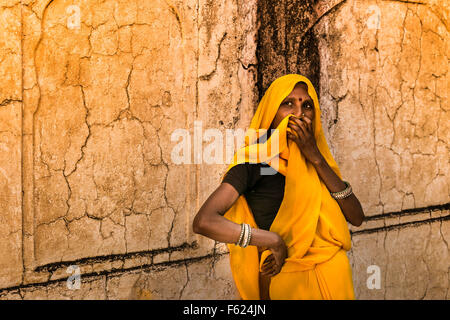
193, 211, 282, 248
311, 155, 365, 226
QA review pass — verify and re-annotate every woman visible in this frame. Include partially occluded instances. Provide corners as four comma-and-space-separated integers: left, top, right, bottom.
192, 74, 365, 300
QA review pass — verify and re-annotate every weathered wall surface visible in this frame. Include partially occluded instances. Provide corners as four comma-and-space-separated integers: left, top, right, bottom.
0, 0, 448, 300
0, 0, 258, 299
318, 0, 448, 215
0, 0, 23, 289
318, 0, 449, 299
257, 0, 449, 299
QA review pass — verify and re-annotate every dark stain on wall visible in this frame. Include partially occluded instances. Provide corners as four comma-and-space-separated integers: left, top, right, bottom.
256, 0, 320, 102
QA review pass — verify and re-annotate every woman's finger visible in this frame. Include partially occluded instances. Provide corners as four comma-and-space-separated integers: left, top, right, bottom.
267, 265, 276, 275
261, 266, 275, 276
301, 117, 313, 133
288, 119, 299, 129
292, 117, 308, 132
262, 259, 273, 268
265, 259, 275, 268
301, 115, 311, 125
268, 268, 279, 277
287, 132, 294, 142
288, 120, 303, 134
262, 266, 273, 274
262, 258, 272, 267
287, 123, 300, 138
291, 118, 306, 136
296, 125, 306, 142
296, 119, 308, 136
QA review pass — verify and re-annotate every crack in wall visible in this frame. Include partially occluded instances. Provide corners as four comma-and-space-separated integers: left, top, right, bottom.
0, 98, 22, 107
363, 203, 449, 222
35, 241, 198, 273
298, 0, 347, 46
198, 31, 227, 81
178, 261, 189, 299
351, 214, 449, 236
385, 0, 426, 4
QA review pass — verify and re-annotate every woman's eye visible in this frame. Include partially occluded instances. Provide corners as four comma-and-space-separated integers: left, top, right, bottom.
304, 103, 312, 109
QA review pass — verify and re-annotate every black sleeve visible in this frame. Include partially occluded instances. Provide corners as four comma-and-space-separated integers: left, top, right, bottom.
222, 163, 251, 195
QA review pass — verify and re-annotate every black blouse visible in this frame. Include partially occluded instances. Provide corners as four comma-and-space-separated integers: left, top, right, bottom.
222, 162, 285, 230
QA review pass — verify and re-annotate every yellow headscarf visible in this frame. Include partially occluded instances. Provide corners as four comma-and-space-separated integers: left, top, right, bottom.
221, 74, 352, 300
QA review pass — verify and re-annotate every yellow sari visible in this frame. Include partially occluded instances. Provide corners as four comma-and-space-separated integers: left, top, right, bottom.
221, 74, 355, 300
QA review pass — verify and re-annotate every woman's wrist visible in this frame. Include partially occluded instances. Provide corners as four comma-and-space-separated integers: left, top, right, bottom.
247, 227, 282, 249
268, 232, 283, 249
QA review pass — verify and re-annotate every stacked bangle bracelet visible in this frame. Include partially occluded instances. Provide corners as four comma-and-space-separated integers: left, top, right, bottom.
330, 180, 353, 200
236, 223, 245, 246
236, 223, 252, 248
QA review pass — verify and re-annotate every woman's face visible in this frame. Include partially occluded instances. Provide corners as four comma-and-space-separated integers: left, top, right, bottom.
270, 82, 315, 130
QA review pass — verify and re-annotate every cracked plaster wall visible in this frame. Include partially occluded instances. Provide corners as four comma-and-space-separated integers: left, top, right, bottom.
317, 0, 449, 299
0, 0, 23, 291
0, 0, 257, 299
0, 0, 448, 300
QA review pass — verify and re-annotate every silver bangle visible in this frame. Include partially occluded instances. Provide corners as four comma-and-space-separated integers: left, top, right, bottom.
236, 223, 245, 246
330, 181, 353, 200
241, 224, 249, 248
237, 223, 247, 247
242, 224, 252, 248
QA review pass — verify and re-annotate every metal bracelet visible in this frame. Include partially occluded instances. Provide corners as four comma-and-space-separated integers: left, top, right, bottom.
236, 223, 245, 246
243, 224, 252, 248
330, 180, 353, 200
238, 223, 246, 247
241, 224, 249, 248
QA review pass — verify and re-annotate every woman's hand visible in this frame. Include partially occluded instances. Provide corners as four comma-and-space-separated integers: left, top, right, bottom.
260, 233, 287, 277
287, 116, 323, 165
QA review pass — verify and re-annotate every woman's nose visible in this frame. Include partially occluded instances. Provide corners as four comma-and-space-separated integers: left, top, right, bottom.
293, 106, 302, 117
